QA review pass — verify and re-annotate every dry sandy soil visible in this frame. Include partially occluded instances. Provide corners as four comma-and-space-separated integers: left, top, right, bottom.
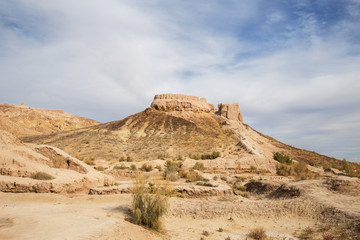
1, 176, 359, 240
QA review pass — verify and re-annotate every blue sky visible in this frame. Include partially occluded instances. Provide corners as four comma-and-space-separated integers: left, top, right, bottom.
0, 0, 360, 162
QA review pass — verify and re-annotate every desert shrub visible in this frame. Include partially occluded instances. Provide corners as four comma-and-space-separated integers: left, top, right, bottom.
236, 185, 247, 191
132, 178, 168, 231
193, 162, 205, 171
250, 165, 257, 171
276, 164, 292, 176
140, 163, 153, 172
119, 156, 126, 162
293, 162, 313, 180
276, 162, 313, 180
114, 164, 127, 170
273, 152, 292, 165
248, 227, 267, 240
189, 171, 207, 182
225, 236, 231, 240
322, 233, 334, 240
126, 156, 133, 162
299, 227, 314, 239
163, 161, 180, 181
218, 227, 224, 232
31, 172, 54, 180
177, 155, 183, 161
85, 159, 95, 165
130, 164, 137, 171
155, 165, 163, 171
96, 166, 105, 171
202, 230, 209, 236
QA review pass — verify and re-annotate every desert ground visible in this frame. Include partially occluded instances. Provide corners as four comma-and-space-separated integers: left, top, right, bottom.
1, 173, 360, 240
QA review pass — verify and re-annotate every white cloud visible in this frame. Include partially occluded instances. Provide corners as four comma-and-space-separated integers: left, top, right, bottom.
0, 0, 359, 161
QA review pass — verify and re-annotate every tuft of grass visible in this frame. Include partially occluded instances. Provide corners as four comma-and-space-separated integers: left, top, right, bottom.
31, 172, 54, 180
248, 227, 267, 240
299, 227, 314, 239
225, 236, 231, 240
84, 159, 95, 165
163, 160, 180, 181
114, 164, 127, 170
131, 177, 168, 231
202, 230, 209, 236
193, 162, 205, 171
218, 227, 224, 232
140, 163, 153, 172
130, 164, 137, 171
96, 166, 105, 171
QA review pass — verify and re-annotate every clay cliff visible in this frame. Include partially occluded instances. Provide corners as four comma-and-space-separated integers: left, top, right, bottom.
151, 94, 215, 112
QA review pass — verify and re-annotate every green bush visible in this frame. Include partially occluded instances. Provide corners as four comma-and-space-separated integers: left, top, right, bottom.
273, 152, 292, 165
132, 178, 168, 231
31, 172, 54, 180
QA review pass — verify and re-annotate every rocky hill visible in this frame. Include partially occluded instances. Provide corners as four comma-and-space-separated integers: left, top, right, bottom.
20, 93, 357, 175
0, 103, 99, 138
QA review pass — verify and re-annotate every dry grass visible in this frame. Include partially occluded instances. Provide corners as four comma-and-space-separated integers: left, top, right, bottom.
248, 227, 267, 240
31, 172, 54, 180
202, 230, 209, 236
131, 176, 168, 231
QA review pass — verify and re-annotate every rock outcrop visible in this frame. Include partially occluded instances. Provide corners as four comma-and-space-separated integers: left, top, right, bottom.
217, 103, 243, 123
151, 94, 243, 123
151, 94, 215, 112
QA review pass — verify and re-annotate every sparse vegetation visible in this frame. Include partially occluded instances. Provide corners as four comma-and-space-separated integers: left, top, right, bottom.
140, 163, 153, 172
96, 166, 105, 171
322, 232, 334, 240
192, 162, 205, 170
202, 230, 209, 236
190, 151, 221, 160
298, 227, 314, 239
276, 162, 314, 180
131, 177, 168, 231
273, 152, 292, 165
31, 172, 54, 180
84, 159, 95, 165
250, 165, 257, 171
114, 164, 127, 170
130, 164, 137, 171
248, 227, 267, 240
218, 227, 224, 232
163, 160, 180, 181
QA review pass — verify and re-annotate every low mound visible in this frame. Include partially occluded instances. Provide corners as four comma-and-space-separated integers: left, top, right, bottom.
0, 130, 114, 193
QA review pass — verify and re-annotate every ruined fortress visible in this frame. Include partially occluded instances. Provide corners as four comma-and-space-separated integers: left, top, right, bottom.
151, 93, 243, 123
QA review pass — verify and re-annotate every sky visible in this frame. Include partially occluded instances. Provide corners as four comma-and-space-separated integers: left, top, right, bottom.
1, 0, 360, 162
